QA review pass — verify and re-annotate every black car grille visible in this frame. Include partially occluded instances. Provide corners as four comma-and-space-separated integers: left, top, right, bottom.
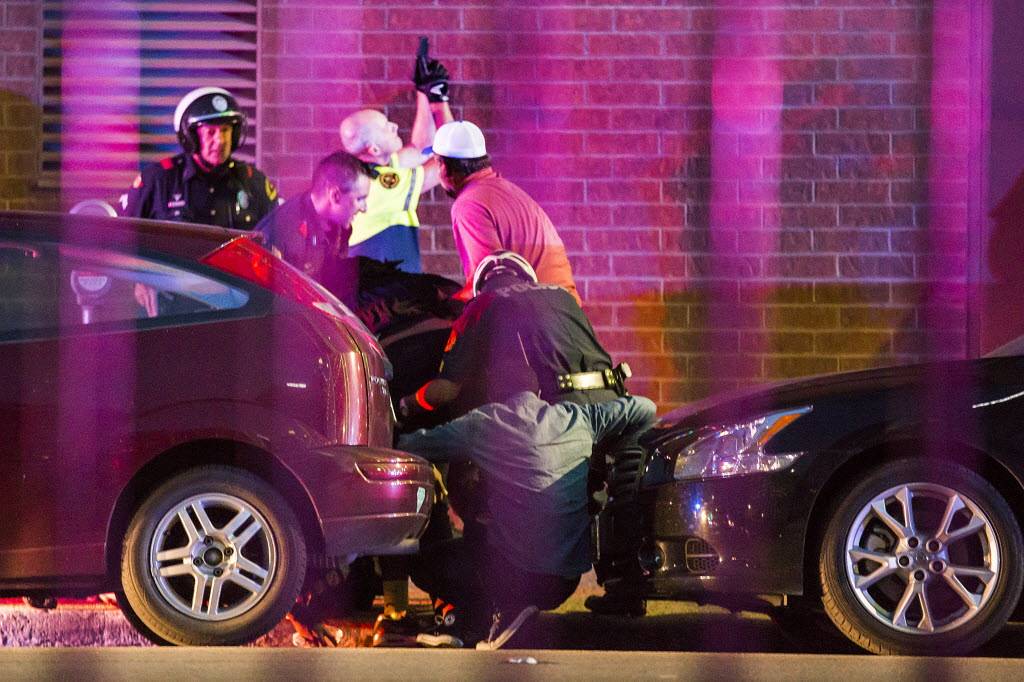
684, 538, 720, 573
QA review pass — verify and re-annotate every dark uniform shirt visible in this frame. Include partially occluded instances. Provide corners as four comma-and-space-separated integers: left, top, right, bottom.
254, 191, 349, 284
123, 153, 278, 230
439, 276, 617, 415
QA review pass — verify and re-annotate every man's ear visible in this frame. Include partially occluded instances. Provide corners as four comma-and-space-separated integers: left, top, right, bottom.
367, 142, 382, 157
328, 185, 343, 205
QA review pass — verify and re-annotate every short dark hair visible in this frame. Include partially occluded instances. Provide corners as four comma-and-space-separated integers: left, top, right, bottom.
440, 154, 491, 179
312, 151, 372, 193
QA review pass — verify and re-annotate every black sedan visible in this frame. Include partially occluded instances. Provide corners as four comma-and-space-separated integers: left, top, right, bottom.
597, 350, 1024, 655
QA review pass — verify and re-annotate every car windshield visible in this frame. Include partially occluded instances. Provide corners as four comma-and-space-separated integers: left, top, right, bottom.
984, 334, 1024, 358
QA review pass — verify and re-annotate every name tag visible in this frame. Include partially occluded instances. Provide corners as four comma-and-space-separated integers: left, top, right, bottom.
167, 199, 186, 209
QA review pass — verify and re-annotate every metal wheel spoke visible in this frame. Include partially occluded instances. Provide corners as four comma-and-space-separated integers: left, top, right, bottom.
939, 515, 986, 545
949, 564, 995, 583
236, 556, 269, 580
871, 499, 910, 540
227, 570, 263, 596
155, 546, 192, 563
232, 520, 263, 550
190, 501, 216, 535
158, 562, 195, 578
848, 548, 898, 590
222, 509, 252, 538
942, 570, 983, 611
895, 486, 917, 536
917, 588, 936, 633
190, 574, 210, 615
176, 509, 201, 543
890, 580, 921, 629
937, 494, 965, 540
207, 577, 225, 617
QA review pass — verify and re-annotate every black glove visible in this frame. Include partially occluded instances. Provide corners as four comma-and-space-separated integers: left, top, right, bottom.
413, 58, 450, 103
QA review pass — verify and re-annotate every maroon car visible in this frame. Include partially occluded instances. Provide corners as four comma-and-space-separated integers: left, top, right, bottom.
0, 211, 433, 645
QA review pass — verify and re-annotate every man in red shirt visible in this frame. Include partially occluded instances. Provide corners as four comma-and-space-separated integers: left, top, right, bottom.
428, 121, 580, 303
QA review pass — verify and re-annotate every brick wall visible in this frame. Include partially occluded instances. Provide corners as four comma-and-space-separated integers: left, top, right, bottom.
2, 1, 979, 410
0, 0, 45, 211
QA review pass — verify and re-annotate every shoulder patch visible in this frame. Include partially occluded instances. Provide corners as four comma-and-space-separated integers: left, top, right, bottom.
159, 157, 175, 169
265, 178, 278, 202
379, 171, 400, 189
131, 175, 142, 189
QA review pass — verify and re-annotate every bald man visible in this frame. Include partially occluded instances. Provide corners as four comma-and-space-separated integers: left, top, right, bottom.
339, 73, 453, 272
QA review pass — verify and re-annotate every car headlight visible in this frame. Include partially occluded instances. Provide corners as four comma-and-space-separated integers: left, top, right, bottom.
673, 407, 811, 481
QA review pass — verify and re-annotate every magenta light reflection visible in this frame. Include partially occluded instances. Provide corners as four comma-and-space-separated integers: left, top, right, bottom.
708, 2, 782, 397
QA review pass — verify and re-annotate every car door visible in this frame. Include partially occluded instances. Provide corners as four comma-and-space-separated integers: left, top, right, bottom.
0, 235, 251, 581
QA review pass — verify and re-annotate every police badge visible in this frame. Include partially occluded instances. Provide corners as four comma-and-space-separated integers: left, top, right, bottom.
379, 172, 400, 189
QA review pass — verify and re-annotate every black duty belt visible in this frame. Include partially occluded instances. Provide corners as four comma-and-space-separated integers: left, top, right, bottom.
556, 362, 632, 396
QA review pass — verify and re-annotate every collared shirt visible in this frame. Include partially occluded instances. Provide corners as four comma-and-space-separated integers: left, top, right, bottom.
451, 167, 580, 303
254, 191, 348, 284
349, 154, 424, 247
123, 153, 278, 229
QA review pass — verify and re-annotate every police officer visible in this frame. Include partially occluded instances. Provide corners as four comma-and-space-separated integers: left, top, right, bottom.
255, 151, 371, 289
123, 86, 278, 229
396, 251, 657, 648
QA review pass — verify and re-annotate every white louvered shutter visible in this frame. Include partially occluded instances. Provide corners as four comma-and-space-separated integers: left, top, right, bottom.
41, 0, 259, 204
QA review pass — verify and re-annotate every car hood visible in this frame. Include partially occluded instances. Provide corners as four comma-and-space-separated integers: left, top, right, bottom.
650, 358, 1003, 438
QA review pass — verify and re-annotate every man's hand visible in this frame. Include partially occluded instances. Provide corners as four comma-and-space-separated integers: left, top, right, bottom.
413, 59, 450, 103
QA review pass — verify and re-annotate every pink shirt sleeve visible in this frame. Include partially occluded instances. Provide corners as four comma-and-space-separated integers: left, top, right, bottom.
451, 197, 504, 282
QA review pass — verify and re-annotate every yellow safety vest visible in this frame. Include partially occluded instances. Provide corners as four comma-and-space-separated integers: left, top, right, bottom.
349, 154, 425, 246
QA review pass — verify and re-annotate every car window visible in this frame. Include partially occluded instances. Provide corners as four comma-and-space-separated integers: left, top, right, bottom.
0, 240, 249, 336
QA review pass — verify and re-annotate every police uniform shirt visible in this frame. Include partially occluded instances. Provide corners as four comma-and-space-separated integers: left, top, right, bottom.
124, 153, 278, 229
348, 154, 424, 247
254, 191, 348, 285
439, 277, 617, 415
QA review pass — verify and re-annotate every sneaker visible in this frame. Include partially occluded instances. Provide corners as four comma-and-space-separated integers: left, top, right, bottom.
584, 591, 646, 617
474, 605, 539, 650
415, 630, 464, 648
372, 611, 423, 647
415, 599, 465, 648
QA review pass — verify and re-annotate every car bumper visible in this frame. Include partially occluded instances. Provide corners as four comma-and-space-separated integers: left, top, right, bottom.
303, 446, 433, 558
632, 468, 810, 598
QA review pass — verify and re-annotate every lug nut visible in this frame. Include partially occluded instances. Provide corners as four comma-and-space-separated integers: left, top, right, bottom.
926, 540, 941, 552
914, 569, 926, 581
224, 548, 234, 557
193, 557, 203, 566
930, 560, 945, 573
214, 568, 223, 577
907, 537, 919, 549
898, 556, 911, 567
203, 536, 212, 545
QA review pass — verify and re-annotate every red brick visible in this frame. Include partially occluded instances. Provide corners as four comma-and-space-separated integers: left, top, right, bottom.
538, 8, 612, 32
766, 356, 839, 379
589, 33, 663, 57
615, 8, 690, 33
778, 58, 838, 82
843, 8, 920, 32
816, 132, 891, 154
815, 331, 892, 354
782, 107, 837, 131
839, 57, 916, 80
536, 59, 611, 81
765, 8, 841, 31
839, 255, 914, 279
0, 29, 35, 53
839, 108, 915, 130
813, 230, 890, 253
666, 32, 714, 57
838, 156, 916, 180
765, 255, 837, 278
815, 33, 892, 56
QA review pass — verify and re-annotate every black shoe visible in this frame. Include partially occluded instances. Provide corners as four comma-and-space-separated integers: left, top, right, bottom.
584, 592, 647, 617
416, 601, 465, 648
474, 605, 539, 650
372, 611, 424, 647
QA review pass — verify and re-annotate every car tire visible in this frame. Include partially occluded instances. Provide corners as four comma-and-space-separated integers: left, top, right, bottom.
767, 597, 857, 652
820, 459, 1023, 655
120, 465, 307, 646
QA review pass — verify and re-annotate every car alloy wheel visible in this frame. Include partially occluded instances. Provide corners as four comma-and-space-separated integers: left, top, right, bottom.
121, 465, 306, 646
150, 492, 277, 621
844, 481, 998, 635
820, 459, 1023, 655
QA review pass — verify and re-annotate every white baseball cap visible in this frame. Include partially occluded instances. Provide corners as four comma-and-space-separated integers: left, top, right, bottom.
426, 120, 487, 159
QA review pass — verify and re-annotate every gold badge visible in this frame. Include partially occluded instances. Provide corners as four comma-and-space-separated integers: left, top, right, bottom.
265, 178, 279, 202
379, 172, 400, 189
